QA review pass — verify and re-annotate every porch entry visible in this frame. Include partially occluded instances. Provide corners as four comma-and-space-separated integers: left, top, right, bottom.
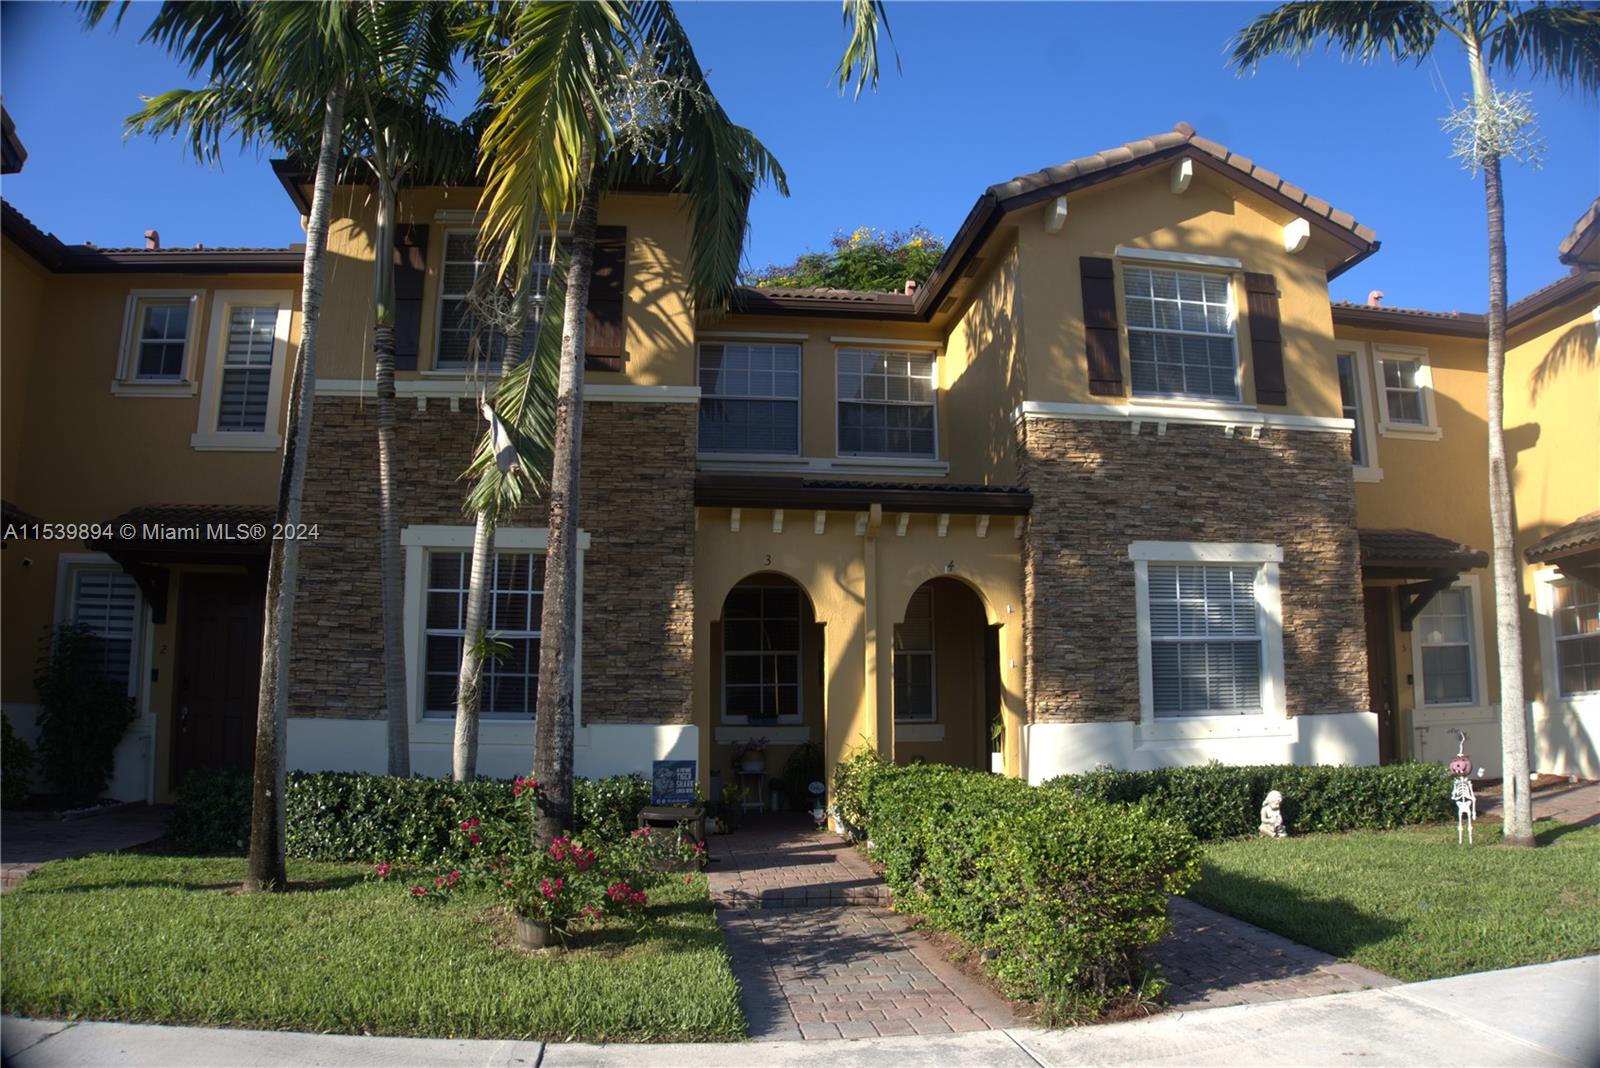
892, 577, 999, 772
1363, 587, 1398, 764
170, 572, 264, 789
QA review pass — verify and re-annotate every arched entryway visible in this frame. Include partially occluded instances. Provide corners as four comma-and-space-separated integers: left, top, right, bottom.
711, 573, 825, 812
891, 577, 999, 772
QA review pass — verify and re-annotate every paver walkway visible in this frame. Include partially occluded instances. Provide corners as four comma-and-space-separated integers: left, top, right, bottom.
0, 803, 169, 891
708, 817, 1015, 1040
1476, 777, 1600, 828
1150, 897, 1396, 1009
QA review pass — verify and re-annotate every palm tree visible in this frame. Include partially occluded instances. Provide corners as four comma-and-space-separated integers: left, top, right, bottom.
343, 1, 478, 779
473, 1, 886, 840
1231, 1, 1600, 847
93, 0, 370, 888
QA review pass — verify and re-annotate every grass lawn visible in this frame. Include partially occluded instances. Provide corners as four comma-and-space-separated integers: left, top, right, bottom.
1189, 820, 1600, 982
0, 854, 744, 1041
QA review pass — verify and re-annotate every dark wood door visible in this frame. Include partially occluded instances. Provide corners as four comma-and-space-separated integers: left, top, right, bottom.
1363, 587, 1398, 764
171, 573, 265, 789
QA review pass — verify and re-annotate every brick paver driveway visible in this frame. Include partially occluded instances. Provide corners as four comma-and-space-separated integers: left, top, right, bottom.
1, 804, 169, 890
708, 817, 1015, 1040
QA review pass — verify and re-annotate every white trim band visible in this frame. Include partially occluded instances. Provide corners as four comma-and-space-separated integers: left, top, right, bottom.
829, 336, 942, 350
316, 379, 701, 404
699, 331, 810, 341
1014, 400, 1353, 434
1115, 245, 1244, 270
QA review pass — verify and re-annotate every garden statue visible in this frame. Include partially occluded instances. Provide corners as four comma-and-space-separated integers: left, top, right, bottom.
1450, 730, 1477, 845
1258, 790, 1288, 838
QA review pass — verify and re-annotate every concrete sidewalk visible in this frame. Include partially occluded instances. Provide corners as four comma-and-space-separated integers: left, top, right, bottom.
4, 956, 1594, 1067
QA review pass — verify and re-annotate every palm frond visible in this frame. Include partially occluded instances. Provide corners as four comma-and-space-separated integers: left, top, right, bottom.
835, 0, 898, 99
1229, 1, 1442, 71
475, 1, 626, 278
126, 85, 317, 164
1488, 2, 1600, 97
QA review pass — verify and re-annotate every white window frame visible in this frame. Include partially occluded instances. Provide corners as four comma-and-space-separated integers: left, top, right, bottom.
835, 345, 940, 459
1335, 340, 1382, 482
53, 553, 144, 700
401, 525, 586, 745
696, 340, 804, 456
1130, 541, 1289, 740
430, 229, 554, 375
112, 289, 203, 396
1372, 343, 1442, 441
1120, 261, 1242, 404
719, 582, 806, 727
1410, 574, 1489, 711
893, 585, 937, 724
190, 290, 294, 451
1535, 569, 1600, 704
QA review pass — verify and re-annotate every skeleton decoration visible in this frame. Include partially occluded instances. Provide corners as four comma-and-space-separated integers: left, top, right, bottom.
1450, 729, 1477, 845
1258, 790, 1288, 838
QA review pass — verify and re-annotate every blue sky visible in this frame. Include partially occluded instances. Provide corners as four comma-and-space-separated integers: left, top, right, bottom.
2, 1, 1595, 309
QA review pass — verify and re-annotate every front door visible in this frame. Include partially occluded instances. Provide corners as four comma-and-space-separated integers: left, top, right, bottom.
171, 572, 264, 789
1363, 587, 1398, 763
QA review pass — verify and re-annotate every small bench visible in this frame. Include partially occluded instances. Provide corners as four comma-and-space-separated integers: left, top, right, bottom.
637, 804, 706, 842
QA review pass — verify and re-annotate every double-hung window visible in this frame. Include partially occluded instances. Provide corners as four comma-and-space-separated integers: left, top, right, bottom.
1373, 345, 1438, 437
1336, 353, 1367, 467
435, 231, 552, 372
1416, 586, 1476, 705
65, 566, 140, 693
423, 549, 543, 719
1123, 265, 1239, 401
722, 583, 802, 723
1146, 563, 1263, 717
837, 347, 936, 457
192, 291, 293, 451
115, 291, 201, 394
893, 587, 935, 722
698, 342, 801, 453
1551, 578, 1600, 697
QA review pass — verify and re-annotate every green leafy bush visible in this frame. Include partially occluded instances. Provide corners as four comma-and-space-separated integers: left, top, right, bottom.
780, 742, 825, 812
168, 771, 657, 863
1047, 762, 1453, 841
841, 761, 1200, 1019
2, 714, 35, 807
33, 624, 138, 800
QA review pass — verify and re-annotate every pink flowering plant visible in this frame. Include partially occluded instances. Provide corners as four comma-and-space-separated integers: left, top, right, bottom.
405, 775, 707, 944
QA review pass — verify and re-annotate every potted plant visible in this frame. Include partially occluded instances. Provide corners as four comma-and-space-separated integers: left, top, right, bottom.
734, 737, 768, 774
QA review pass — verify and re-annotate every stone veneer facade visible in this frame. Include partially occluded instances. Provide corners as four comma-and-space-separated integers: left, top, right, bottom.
290, 396, 696, 726
1017, 416, 1367, 724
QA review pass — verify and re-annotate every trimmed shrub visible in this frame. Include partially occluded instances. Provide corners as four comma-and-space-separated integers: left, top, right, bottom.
841, 760, 1200, 1019
2, 714, 35, 807
1047, 762, 1453, 841
168, 771, 656, 863
33, 624, 138, 800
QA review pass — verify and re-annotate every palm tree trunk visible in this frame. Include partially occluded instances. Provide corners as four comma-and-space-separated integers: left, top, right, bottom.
246, 83, 346, 892
1468, 39, 1535, 847
454, 265, 538, 781
533, 143, 601, 844
373, 174, 411, 779
454, 511, 495, 780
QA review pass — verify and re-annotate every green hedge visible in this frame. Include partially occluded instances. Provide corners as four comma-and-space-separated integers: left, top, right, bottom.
834, 752, 1199, 1020
169, 771, 655, 862
1045, 762, 1453, 841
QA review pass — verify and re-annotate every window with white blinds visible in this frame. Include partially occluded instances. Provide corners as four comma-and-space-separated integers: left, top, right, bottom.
1417, 586, 1475, 705
422, 549, 544, 719
436, 231, 552, 371
698, 342, 801, 453
215, 304, 278, 432
1124, 265, 1239, 401
1146, 563, 1262, 717
69, 567, 139, 692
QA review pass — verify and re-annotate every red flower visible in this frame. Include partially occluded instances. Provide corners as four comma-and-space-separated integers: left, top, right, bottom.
410, 886, 427, 897
469, 832, 482, 846
373, 862, 392, 879
458, 818, 480, 831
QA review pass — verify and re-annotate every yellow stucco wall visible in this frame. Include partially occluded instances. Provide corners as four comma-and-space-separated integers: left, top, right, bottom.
316, 186, 696, 386
1015, 167, 1346, 419
691, 507, 1024, 789
2, 240, 46, 494
940, 236, 1025, 486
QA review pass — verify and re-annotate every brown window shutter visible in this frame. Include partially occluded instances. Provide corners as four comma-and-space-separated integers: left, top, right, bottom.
391, 224, 428, 371
1080, 256, 1123, 396
585, 225, 626, 372
1243, 272, 1286, 406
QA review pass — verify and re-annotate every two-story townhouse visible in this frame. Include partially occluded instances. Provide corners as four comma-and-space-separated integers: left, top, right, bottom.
4, 116, 1594, 804
1328, 206, 1599, 780
1, 188, 302, 801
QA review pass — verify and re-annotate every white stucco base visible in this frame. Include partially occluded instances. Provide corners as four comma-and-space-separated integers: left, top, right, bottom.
285, 718, 699, 783
1023, 712, 1380, 784
1532, 698, 1600, 780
